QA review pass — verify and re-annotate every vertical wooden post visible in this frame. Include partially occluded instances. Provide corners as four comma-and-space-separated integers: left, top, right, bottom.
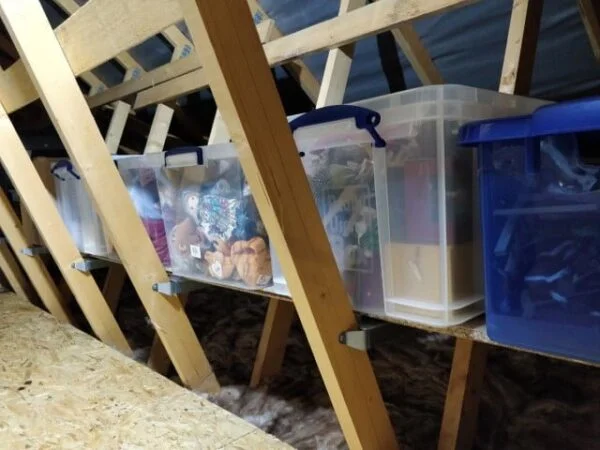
438, 339, 488, 450
0, 237, 34, 299
179, 1, 397, 447
499, 0, 544, 95
101, 100, 132, 312
439, 3, 541, 448
0, 0, 217, 390
249, 298, 295, 388
143, 104, 174, 154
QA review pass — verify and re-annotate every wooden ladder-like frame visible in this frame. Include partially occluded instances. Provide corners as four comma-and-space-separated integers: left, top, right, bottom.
0, 0, 591, 448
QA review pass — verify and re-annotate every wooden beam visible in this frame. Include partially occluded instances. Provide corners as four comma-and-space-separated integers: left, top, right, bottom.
0, 109, 130, 351
180, 1, 397, 447
104, 101, 131, 154
0, 0, 184, 113
0, 238, 34, 300
88, 54, 201, 109
132, 0, 474, 109
438, 339, 488, 450
317, 0, 366, 107
438, 6, 541, 447
250, 298, 295, 388
579, 0, 600, 61
100, 101, 132, 312
144, 104, 174, 153
0, 0, 217, 391
249, 0, 366, 390
0, 188, 75, 321
390, 23, 443, 85
499, 0, 543, 95
52, 0, 196, 85
102, 264, 127, 314
107, 19, 272, 111
246, 0, 320, 104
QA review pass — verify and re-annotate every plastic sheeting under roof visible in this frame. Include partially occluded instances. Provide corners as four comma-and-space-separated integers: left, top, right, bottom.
257, 0, 600, 102
43, 0, 600, 103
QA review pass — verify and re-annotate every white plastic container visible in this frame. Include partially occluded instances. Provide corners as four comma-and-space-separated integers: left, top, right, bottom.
270, 106, 385, 313
51, 160, 111, 256
361, 85, 549, 326
117, 146, 272, 289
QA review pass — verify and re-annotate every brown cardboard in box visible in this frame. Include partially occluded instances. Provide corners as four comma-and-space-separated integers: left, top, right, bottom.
386, 242, 482, 304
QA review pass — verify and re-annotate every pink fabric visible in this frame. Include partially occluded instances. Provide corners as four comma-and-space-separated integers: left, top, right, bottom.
142, 218, 171, 266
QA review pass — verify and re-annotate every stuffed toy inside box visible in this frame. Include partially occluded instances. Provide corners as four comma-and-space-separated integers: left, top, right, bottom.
155, 145, 272, 289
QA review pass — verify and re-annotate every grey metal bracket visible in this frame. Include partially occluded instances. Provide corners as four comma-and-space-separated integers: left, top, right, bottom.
152, 276, 198, 296
71, 258, 111, 273
339, 317, 399, 351
21, 245, 49, 256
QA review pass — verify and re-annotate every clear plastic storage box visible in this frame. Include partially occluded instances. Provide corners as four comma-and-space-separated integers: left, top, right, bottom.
115, 155, 172, 266
270, 106, 385, 313
51, 160, 111, 256
117, 146, 272, 289
361, 85, 547, 325
459, 98, 600, 362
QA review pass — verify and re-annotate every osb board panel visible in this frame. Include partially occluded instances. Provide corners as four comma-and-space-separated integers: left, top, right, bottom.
0, 293, 292, 450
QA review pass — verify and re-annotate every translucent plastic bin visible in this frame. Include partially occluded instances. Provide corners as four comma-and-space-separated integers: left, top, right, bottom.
270, 106, 385, 312
459, 98, 600, 362
115, 155, 171, 266
118, 146, 272, 289
51, 160, 111, 256
361, 85, 548, 326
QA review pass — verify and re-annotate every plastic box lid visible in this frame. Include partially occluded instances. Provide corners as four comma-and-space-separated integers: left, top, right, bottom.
459, 97, 600, 145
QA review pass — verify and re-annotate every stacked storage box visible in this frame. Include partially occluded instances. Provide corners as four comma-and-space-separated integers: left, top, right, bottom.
51, 160, 112, 256
272, 85, 547, 325
116, 146, 272, 289
459, 98, 600, 362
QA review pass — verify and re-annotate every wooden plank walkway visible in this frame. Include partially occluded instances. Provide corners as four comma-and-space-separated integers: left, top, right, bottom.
0, 293, 291, 449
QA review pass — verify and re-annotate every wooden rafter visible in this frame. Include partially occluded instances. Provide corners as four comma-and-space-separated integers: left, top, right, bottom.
0, 0, 218, 391
0, 237, 34, 300
250, 0, 366, 390
0, 113, 130, 351
246, 0, 320, 104
391, 23, 443, 85
499, 0, 543, 95
179, 0, 397, 447
127, 0, 475, 109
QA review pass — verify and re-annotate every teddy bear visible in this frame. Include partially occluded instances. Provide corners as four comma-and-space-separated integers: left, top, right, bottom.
168, 217, 207, 273
230, 237, 272, 287
203, 238, 236, 280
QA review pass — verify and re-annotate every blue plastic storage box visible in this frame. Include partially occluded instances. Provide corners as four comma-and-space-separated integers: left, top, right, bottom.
459, 98, 600, 362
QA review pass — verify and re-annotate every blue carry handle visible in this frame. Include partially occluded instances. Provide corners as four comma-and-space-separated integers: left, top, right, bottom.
289, 105, 386, 148
51, 160, 80, 181
164, 146, 204, 166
